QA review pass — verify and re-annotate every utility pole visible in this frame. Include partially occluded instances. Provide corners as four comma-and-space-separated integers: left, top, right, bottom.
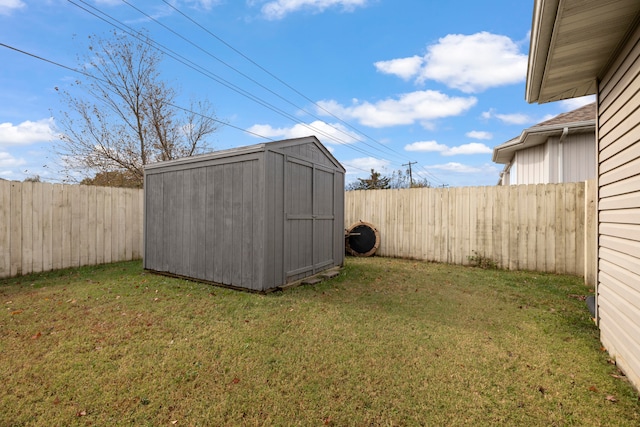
402, 161, 417, 187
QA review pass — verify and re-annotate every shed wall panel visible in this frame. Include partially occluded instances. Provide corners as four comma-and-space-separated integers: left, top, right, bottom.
597, 22, 640, 392
265, 151, 285, 289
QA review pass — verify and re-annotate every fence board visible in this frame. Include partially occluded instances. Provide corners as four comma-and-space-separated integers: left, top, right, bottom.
96, 186, 105, 265
585, 179, 598, 286
31, 182, 43, 274
509, 186, 519, 270
10, 182, 22, 276
104, 187, 113, 264
0, 181, 10, 278
21, 182, 33, 275
493, 186, 505, 268
51, 184, 63, 270
535, 184, 546, 272
61, 185, 72, 269
41, 183, 53, 273
87, 186, 97, 266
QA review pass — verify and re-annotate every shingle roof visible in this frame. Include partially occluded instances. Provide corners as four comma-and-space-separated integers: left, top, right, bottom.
532, 102, 596, 128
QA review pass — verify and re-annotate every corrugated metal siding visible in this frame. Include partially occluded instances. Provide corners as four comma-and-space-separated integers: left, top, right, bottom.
546, 137, 558, 183
515, 144, 546, 184
597, 22, 640, 390
510, 132, 595, 185
563, 132, 597, 182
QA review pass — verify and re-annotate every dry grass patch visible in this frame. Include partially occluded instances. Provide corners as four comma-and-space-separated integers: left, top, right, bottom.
1, 257, 638, 426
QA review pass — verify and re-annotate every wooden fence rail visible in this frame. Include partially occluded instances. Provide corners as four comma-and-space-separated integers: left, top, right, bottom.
0, 180, 143, 279
345, 181, 597, 282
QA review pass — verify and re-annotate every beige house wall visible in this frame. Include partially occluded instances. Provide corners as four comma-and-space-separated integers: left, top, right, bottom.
597, 22, 640, 391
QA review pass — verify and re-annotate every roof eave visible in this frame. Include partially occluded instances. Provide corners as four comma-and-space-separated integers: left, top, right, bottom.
526, 0, 559, 104
492, 120, 595, 164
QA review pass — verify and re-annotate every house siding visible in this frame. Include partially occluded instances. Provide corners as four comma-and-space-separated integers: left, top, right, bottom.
505, 131, 595, 186
515, 144, 546, 184
563, 132, 597, 182
597, 21, 640, 390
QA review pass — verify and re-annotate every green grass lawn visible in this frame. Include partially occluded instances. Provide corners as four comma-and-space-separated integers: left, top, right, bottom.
1, 257, 638, 426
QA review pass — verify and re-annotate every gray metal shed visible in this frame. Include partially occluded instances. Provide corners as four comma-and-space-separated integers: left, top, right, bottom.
143, 136, 345, 292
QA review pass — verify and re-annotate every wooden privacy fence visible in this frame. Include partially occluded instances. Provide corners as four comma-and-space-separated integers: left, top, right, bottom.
345, 181, 597, 281
1, 179, 597, 282
0, 180, 143, 279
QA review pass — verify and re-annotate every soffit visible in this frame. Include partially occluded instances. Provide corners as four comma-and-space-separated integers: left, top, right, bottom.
527, 0, 640, 104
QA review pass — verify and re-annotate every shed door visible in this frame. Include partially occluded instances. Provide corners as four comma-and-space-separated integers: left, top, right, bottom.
285, 158, 336, 281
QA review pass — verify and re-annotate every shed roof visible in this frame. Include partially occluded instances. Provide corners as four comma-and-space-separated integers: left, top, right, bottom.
526, 0, 640, 104
144, 135, 344, 172
492, 102, 595, 164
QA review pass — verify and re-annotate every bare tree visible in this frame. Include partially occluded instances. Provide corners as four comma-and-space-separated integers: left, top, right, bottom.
55, 31, 218, 186
346, 169, 391, 190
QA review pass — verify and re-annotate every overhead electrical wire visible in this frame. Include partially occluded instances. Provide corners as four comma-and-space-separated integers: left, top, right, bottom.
1, 41, 439, 183
66, 0, 377, 157
0, 39, 385, 177
5, 0, 447, 185
0, 42, 269, 140
68, 0, 446, 183
158, 0, 410, 162
154, 1, 446, 185
119, 0, 390, 157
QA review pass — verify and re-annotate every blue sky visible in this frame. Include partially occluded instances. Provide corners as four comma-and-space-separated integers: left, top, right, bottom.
0, 0, 594, 186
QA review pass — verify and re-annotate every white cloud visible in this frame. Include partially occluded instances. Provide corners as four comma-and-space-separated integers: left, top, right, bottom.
465, 130, 492, 140
317, 90, 476, 128
376, 32, 527, 93
404, 140, 448, 153
342, 157, 390, 176
0, 118, 57, 148
374, 56, 423, 81
558, 95, 596, 111
404, 141, 492, 156
445, 143, 492, 156
481, 108, 533, 125
261, 0, 368, 20
0, 151, 26, 179
0, 0, 25, 15
419, 32, 527, 93
247, 120, 359, 145
0, 151, 25, 168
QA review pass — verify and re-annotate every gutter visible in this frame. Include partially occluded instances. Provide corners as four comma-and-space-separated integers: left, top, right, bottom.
558, 126, 568, 182
492, 119, 595, 164
526, 0, 561, 103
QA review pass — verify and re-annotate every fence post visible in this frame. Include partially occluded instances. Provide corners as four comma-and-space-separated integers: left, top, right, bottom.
584, 179, 597, 287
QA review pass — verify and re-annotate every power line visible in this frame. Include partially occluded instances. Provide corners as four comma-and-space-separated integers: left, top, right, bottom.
159, 0, 410, 162
0, 42, 270, 141
152, 2, 447, 185
402, 161, 417, 186
5, 1, 448, 184
65, 0, 396, 161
